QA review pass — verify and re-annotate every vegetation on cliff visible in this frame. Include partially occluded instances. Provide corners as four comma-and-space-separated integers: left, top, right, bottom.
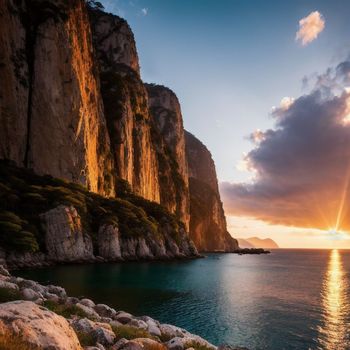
0, 160, 187, 255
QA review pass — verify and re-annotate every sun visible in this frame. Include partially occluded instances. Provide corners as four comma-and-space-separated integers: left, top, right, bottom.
328, 229, 339, 235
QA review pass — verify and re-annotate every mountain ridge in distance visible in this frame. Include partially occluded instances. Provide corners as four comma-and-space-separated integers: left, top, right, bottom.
238, 237, 279, 249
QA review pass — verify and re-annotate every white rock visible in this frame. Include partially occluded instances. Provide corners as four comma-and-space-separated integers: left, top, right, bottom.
48, 285, 67, 298
41, 205, 94, 262
67, 296, 80, 305
71, 318, 96, 333
145, 319, 161, 337
81, 298, 95, 308
128, 319, 148, 330
95, 303, 116, 318
98, 224, 122, 260
44, 292, 60, 303
115, 311, 133, 324
119, 340, 143, 350
0, 301, 82, 349
20, 279, 46, 294
94, 326, 115, 346
159, 324, 185, 339
110, 338, 129, 350
21, 288, 42, 301
133, 338, 166, 350
0, 265, 10, 276
0, 280, 19, 291
166, 337, 184, 350
76, 303, 100, 319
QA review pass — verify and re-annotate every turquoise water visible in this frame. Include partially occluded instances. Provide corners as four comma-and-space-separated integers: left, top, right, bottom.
15, 249, 350, 350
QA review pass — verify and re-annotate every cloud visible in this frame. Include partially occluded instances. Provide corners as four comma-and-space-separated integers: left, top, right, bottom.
141, 7, 148, 16
221, 58, 350, 232
295, 11, 325, 46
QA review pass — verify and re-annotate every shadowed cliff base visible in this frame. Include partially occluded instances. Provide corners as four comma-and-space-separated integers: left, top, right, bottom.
0, 160, 199, 269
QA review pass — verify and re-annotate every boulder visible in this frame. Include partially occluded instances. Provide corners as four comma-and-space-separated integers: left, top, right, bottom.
115, 311, 133, 324
94, 327, 115, 346
128, 319, 148, 330
47, 285, 67, 298
166, 337, 184, 350
19, 279, 46, 294
0, 301, 82, 349
81, 298, 96, 308
133, 338, 167, 350
41, 206, 94, 262
95, 303, 117, 318
0, 266, 10, 277
142, 318, 161, 337
98, 225, 122, 260
71, 318, 114, 347
76, 303, 100, 319
110, 338, 129, 350
21, 288, 42, 301
159, 324, 184, 339
67, 296, 80, 305
71, 318, 96, 333
119, 340, 144, 350
0, 280, 19, 291
44, 292, 60, 303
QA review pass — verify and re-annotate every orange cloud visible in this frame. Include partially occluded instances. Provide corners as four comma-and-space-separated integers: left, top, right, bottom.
221, 58, 350, 233
296, 11, 325, 46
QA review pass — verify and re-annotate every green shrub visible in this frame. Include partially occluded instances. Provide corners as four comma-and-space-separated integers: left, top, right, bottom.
75, 331, 96, 347
112, 325, 155, 341
185, 341, 214, 350
0, 211, 23, 226
42, 300, 91, 319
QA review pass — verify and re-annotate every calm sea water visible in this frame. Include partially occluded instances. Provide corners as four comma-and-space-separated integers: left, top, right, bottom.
15, 249, 350, 350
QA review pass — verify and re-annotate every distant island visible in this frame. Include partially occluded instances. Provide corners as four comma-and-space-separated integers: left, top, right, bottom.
238, 237, 279, 249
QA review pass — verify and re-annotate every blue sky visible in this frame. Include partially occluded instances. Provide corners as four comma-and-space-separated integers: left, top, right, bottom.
100, 0, 350, 184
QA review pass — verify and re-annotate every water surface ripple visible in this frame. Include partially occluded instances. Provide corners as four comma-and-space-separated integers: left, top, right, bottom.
16, 249, 350, 350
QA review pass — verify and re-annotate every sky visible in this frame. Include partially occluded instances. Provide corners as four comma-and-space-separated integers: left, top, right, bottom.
100, 0, 350, 248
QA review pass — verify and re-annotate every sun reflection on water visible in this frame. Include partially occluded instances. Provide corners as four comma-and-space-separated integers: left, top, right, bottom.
318, 249, 349, 349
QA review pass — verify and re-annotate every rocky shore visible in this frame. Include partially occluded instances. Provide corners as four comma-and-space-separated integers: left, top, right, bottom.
0, 266, 246, 350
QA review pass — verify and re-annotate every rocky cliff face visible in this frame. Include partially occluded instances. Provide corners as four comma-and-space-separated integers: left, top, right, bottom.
0, 0, 236, 260
0, 0, 28, 165
89, 9, 160, 203
185, 131, 238, 252
146, 84, 190, 230
0, 0, 115, 197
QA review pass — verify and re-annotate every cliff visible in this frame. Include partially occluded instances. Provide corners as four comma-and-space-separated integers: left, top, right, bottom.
0, 0, 237, 261
146, 84, 190, 230
185, 131, 238, 252
89, 8, 160, 203
0, 0, 115, 197
0, 160, 198, 268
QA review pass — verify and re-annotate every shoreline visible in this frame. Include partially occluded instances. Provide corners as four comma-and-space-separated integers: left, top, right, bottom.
5, 249, 271, 271
0, 265, 247, 350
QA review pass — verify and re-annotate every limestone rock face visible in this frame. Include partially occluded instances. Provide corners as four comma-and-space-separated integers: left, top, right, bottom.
0, 301, 82, 350
89, 9, 160, 203
41, 205, 94, 262
88, 10, 140, 75
0, 0, 28, 165
146, 84, 190, 230
98, 224, 122, 260
185, 131, 238, 252
0, 0, 115, 196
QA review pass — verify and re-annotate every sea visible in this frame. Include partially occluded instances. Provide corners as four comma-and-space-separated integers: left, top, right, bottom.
15, 249, 350, 350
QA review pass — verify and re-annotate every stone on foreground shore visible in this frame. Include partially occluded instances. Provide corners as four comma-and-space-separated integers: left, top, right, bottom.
0, 301, 82, 350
